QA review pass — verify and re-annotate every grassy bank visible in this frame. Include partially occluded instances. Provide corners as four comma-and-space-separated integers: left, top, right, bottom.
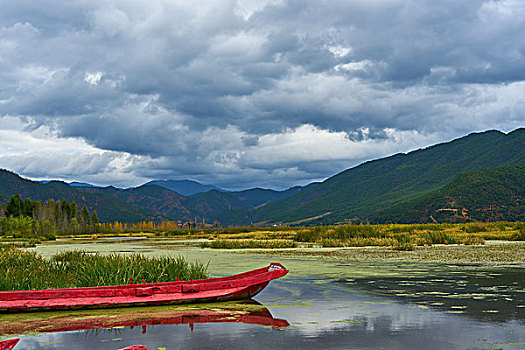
200, 239, 297, 249
0, 246, 208, 291
195, 222, 524, 250
4, 222, 522, 251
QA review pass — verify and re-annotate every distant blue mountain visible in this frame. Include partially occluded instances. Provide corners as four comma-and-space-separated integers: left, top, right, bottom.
144, 179, 223, 196
36, 180, 98, 188
69, 181, 98, 188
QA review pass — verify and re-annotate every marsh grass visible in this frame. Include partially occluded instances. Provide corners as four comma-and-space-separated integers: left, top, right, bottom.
0, 246, 208, 291
460, 223, 490, 233
392, 242, 416, 251
197, 222, 523, 249
290, 223, 496, 248
200, 239, 297, 249
320, 237, 396, 247
511, 223, 525, 241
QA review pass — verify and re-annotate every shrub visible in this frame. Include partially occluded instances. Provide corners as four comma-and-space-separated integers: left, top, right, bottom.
462, 223, 489, 233
511, 223, 525, 241
425, 231, 458, 245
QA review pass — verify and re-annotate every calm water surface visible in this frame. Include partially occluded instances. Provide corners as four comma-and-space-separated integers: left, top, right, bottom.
4, 245, 525, 349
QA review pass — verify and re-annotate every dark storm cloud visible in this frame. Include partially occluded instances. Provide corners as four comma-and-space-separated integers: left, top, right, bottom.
0, 0, 524, 188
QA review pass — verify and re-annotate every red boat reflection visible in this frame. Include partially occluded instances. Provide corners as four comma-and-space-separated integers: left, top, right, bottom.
1, 338, 144, 350
0, 301, 289, 336
0, 338, 19, 350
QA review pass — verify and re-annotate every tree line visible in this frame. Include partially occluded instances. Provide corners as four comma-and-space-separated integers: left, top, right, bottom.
0, 194, 99, 238
0, 194, 214, 239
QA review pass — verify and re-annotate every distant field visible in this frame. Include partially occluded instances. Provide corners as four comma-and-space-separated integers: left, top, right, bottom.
2, 222, 523, 251
195, 222, 524, 250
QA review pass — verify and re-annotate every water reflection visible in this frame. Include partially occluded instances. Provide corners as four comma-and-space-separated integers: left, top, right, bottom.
0, 301, 288, 336
342, 265, 525, 323
265, 276, 525, 349
2, 263, 525, 349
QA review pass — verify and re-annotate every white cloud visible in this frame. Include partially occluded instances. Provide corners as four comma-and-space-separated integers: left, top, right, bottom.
84, 72, 103, 86
235, 0, 285, 19
91, 5, 130, 37
0, 0, 523, 189
328, 45, 352, 58
240, 124, 440, 169
0, 116, 148, 186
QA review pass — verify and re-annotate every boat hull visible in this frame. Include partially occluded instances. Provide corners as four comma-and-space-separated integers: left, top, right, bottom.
0, 263, 287, 313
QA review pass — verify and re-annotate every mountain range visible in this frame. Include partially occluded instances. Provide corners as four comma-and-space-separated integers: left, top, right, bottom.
0, 170, 315, 224
143, 180, 222, 196
1, 128, 523, 225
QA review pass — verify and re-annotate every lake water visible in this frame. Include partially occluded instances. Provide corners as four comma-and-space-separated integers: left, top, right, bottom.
2, 244, 525, 349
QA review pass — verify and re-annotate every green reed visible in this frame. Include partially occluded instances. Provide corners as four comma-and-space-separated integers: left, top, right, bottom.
0, 246, 208, 291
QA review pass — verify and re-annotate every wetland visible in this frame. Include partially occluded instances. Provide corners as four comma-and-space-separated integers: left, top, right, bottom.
1, 237, 524, 349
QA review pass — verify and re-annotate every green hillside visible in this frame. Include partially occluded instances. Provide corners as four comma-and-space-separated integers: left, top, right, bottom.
114, 185, 190, 219
184, 190, 250, 225
229, 185, 316, 208
252, 128, 525, 225
371, 164, 525, 223
144, 179, 222, 196
88, 185, 250, 223
0, 170, 156, 223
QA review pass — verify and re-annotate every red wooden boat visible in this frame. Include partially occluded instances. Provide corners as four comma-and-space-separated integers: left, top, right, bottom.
0, 338, 19, 350
118, 346, 147, 350
0, 263, 288, 313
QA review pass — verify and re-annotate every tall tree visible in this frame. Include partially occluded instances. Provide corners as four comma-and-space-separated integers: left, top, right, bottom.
60, 200, 72, 219
71, 202, 80, 220
23, 198, 36, 217
47, 199, 56, 225
5, 194, 22, 217
81, 204, 91, 227
91, 210, 99, 224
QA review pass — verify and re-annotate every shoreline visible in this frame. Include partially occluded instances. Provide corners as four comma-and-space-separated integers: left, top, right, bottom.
27, 239, 525, 278
221, 240, 525, 265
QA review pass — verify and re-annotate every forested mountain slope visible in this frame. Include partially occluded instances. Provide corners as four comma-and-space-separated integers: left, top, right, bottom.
0, 170, 155, 222
252, 128, 525, 225
371, 163, 525, 223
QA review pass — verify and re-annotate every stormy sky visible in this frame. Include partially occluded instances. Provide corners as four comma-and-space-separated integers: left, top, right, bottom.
0, 0, 524, 189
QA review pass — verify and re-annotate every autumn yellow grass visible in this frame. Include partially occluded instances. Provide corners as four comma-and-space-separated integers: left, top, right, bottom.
193, 222, 524, 250
9, 222, 522, 255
